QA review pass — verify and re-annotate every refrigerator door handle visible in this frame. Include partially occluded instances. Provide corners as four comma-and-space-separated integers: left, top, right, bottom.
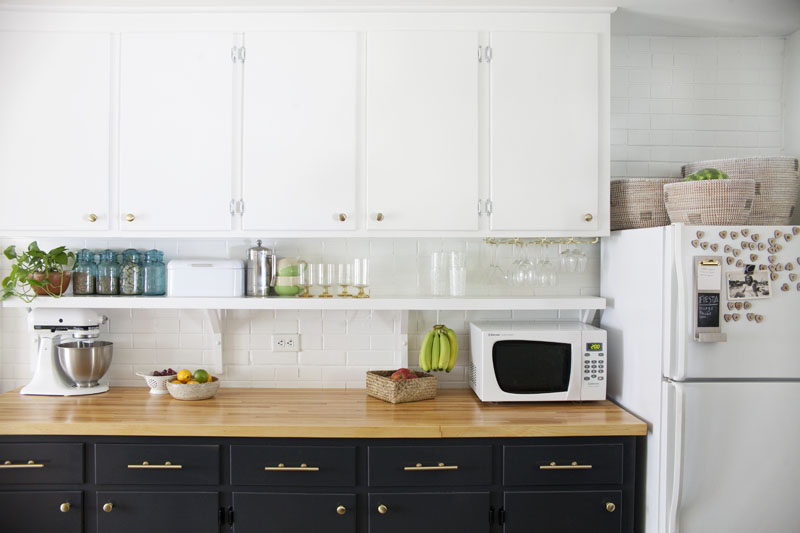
672, 226, 688, 381
666, 381, 685, 533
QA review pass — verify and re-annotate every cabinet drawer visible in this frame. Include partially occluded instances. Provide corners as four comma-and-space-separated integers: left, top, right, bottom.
94, 444, 220, 485
503, 490, 622, 533
234, 492, 356, 533
0, 443, 83, 484
503, 444, 623, 486
97, 491, 218, 533
231, 445, 355, 486
368, 492, 490, 533
0, 491, 82, 533
368, 445, 491, 487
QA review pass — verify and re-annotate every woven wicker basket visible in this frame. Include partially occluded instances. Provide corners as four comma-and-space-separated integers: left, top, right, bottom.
611, 178, 682, 230
681, 157, 799, 224
366, 370, 437, 404
663, 179, 755, 225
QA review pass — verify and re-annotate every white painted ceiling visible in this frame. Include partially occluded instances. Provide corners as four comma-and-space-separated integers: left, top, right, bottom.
2, 0, 799, 36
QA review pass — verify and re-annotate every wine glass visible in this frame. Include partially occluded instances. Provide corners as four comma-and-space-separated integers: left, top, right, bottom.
337, 263, 353, 297
353, 258, 370, 298
316, 263, 334, 298
538, 246, 558, 288
298, 262, 314, 298
484, 242, 506, 287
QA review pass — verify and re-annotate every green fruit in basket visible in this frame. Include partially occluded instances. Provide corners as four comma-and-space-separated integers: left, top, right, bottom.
192, 369, 210, 383
684, 168, 729, 181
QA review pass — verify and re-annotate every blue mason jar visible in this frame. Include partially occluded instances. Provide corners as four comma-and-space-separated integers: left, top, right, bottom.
96, 249, 120, 295
143, 249, 166, 296
72, 249, 97, 295
120, 249, 144, 295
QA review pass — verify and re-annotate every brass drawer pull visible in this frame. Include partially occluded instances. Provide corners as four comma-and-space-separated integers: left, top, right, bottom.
403, 462, 459, 471
1, 460, 44, 468
60, 503, 71, 513
103, 503, 113, 513
127, 461, 182, 469
265, 463, 320, 472
336, 505, 347, 515
539, 461, 592, 470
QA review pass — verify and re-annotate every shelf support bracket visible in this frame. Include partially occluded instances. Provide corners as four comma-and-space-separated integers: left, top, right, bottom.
206, 309, 224, 375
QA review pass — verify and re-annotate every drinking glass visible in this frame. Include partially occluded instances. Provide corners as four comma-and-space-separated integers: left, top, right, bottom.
316, 263, 335, 298
431, 251, 448, 296
484, 242, 506, 286
353, 258, 370, 298
449, 251, 466, 296
298, 262, 314, 298
337, 263, 353, 297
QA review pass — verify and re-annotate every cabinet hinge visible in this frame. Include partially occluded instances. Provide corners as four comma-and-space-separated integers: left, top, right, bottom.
478, 45, 483, 62
237, 199, 245, 215
477, 199, 483, 216
230, 199, 244, 216
489, 506, 495, 524
498, 507, 505, 526
229, 199, 235, 215
485, 199, 493, 216
218, 507, 225, 527
231, 46, 246, 63
484, 45, 493, 62
227, 506, 234, 526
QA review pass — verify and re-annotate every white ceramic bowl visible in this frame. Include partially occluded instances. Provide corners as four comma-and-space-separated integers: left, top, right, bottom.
136, 372, 177, 395
166, 377, 220, 401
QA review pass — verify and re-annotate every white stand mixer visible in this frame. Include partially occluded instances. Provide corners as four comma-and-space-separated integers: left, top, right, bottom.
21, 309, 111, 396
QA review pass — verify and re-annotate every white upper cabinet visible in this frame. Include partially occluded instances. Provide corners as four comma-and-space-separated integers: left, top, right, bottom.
119, 32, 233, 231
0, 31, 111, 231
242, 32, 358, 231
489, 32, 600, 233
365, 31, 480, 231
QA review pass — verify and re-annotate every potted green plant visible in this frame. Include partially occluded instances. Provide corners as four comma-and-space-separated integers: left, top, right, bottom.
2, 241, 75, 302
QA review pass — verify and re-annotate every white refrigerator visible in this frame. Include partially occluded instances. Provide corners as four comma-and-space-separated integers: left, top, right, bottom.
600, 223, 800, 533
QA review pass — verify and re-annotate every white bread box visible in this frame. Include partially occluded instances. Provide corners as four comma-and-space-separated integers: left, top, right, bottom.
167, 259, 245, 297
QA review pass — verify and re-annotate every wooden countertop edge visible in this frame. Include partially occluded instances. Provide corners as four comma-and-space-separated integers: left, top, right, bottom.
0, 423, 647, 438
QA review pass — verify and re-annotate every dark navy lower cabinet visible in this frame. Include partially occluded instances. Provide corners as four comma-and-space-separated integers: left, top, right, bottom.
96, 491, 219, 533
0, 490, 83, 533
0, 435, 637, 533
368, 492, 490, 533
233, 492, 356, 533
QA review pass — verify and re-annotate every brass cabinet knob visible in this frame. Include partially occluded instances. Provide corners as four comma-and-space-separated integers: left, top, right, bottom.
336, 505, 347, 515
103, 503, 113, 513
606, 502, 616, 513
376, 213, 385, 222
377, 504, 388, 515
125, 213, 135, 222
338, 213, 347, 222
60, 503, 70, 513
88, 214, 97, 222
584, 213, 593, 222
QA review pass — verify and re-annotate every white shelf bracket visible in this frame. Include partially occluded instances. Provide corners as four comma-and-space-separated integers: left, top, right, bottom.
206, 309, 224, 375
580, 308, 598, 325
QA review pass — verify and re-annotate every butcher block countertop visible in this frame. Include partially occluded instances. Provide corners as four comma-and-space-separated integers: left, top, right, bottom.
0, 388, 646, 438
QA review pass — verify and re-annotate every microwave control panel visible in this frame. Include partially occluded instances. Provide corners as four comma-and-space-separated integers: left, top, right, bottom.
581, 339, 607, 400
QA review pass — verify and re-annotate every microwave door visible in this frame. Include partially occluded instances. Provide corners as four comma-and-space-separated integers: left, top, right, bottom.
490, 337, 582, 400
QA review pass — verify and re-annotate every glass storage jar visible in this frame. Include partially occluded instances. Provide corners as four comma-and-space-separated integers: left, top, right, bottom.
120, 249, 143, 295
143, 249, 166, 296
96, 249, 120, 295
72, 249, 96, 295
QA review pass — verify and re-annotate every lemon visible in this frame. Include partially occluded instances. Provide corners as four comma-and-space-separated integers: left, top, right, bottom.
177, 369, 192, 383
169, 379, 182, 384
187, 380, 200, 385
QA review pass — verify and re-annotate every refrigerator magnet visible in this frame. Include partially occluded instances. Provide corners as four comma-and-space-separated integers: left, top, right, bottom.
727, 270, 771, 300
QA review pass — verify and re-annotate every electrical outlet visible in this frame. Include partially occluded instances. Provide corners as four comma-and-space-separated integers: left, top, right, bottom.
272, 334, 299, 352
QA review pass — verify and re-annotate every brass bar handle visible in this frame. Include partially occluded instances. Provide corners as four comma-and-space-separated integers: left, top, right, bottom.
539, 461, 593, 470
127, 461, 182, 469
60, 503, 70, 513
403, 462, 459, 471
1, 460, 44, 469
264, 463, 320, 472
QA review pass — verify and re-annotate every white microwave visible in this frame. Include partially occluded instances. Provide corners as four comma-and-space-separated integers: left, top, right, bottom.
468, 321, 607, 402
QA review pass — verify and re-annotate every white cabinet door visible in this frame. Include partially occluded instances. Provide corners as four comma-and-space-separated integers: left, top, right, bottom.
366, 31, 479, 231
119, 32, 233, 231
242, 32, 357, 231
0, 31, 110, 231
489, 32, 599, 232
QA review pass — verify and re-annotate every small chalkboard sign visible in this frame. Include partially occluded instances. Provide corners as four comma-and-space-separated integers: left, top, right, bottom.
697, 292, 720, 328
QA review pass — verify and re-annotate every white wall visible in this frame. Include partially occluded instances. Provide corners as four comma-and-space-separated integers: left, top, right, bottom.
611, 36, 786, 179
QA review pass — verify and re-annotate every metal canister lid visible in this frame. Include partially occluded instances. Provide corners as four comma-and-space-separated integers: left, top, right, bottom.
247, 239, 273, 261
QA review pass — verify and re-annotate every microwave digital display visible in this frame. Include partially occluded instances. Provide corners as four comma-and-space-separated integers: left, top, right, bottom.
492, 340, 571, 394
586, 343, 603, 351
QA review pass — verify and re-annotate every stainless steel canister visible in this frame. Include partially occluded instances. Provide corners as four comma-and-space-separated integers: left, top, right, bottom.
246, 240, 276, 297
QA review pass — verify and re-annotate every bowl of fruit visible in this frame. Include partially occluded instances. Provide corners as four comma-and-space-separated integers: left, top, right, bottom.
136, 368, 178, 395
166, 368, 219, 401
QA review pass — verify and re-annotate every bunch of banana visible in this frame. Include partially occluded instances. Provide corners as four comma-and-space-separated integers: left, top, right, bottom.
418, 324, 459, 372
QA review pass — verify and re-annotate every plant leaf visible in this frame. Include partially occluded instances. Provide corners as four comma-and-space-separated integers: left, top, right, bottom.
3, 245, 17, 260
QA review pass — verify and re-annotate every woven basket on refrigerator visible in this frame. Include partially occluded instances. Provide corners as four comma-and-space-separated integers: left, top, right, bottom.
681, 157, 799, 224
366, 370, 437, 404
610, 178, 682, 230
663, 179, 755, 225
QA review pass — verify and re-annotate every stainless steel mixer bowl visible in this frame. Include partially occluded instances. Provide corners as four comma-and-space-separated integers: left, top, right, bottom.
56, 341, 113, 387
